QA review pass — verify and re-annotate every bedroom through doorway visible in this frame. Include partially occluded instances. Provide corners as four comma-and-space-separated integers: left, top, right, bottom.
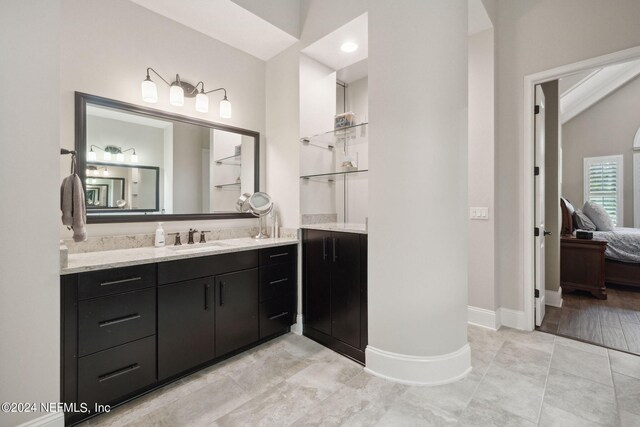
531, 53, 640, 355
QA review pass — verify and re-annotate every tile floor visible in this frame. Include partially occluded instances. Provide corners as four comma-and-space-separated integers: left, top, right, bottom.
80, 326, 640, 426
539, 286, 640, 355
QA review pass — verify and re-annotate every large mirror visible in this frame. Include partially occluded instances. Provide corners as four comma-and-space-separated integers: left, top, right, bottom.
76, 92, 259, 222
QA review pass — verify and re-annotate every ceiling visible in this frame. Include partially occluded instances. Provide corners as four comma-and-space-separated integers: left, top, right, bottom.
301, 13, 368, 72
128, 0, 298, 61
560, 59, 640, 123
88, 105, 173, 129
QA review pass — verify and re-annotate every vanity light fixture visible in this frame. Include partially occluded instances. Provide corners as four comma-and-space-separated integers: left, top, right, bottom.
88, 145, 138, 163
340, 41, 358, 53
142, 67, 232, 118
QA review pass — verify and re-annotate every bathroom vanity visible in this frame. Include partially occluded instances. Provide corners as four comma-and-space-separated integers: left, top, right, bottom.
60, 239, 297, 425
301, 226, 368, 364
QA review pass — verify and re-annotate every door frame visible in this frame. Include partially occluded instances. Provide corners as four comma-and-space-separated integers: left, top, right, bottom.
523, 45, 640, 331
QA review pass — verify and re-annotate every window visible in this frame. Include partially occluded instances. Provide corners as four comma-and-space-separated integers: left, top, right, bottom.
584, 155, 623, 226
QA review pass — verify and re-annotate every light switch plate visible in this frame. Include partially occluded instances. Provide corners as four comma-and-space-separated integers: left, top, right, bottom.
470, 207, 489, 220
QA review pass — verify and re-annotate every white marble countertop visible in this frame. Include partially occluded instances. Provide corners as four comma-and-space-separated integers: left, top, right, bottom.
300, 223, 367, 235
61, 236, 299, 275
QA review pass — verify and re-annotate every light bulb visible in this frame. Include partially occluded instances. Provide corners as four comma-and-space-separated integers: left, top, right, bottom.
169, 84, 184, 106
195, 92, 209, 113
141, 77, 158, 103
130, 153, 138, 163
341, 41, 358, 53
219, 97, 232, 118
116, 153, 124, 161
103, 151, 111, 161
87, 150, 96, 161
103, 169, 109, 177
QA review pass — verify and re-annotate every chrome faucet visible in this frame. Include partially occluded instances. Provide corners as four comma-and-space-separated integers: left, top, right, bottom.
188, 228, 198, 244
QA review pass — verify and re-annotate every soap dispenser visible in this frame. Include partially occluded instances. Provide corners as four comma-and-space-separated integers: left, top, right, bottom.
155, 222, 165, 247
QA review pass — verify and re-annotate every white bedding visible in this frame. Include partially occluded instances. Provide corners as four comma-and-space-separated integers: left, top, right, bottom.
593, 227, 640, 263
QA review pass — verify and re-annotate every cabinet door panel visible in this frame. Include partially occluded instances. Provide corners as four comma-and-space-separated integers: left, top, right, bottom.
330, 232, 361, 348
303, 229, 332, 335
158, 277, 215, 380
215, 269, 259, 357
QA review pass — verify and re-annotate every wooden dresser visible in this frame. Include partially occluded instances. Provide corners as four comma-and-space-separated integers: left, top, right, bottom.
560, 236, 608, 299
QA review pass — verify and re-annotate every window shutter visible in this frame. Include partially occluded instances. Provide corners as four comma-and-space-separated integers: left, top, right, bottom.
587, 160, 619, 226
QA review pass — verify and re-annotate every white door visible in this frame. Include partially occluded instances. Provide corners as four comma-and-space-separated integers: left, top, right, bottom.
534, 85, 547, 326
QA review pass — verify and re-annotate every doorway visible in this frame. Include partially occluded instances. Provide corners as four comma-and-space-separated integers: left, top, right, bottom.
526, 47, 640, 354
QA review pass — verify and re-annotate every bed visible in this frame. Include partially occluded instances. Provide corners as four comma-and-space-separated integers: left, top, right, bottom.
560, 198, 640, 290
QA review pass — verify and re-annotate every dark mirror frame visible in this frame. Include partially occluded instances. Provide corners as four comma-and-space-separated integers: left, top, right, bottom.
75, 92, 258, 223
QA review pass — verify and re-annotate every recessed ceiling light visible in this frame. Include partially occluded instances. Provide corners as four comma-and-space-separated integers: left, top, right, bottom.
341, 41, 358, 53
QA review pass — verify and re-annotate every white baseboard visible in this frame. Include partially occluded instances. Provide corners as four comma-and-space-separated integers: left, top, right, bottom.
290, 314, 303, 335
498, 307, 527, 330
545, 288, 563, 308
364, 343, 472, 386
467, 306, 500, 330
16, 412, 64, 427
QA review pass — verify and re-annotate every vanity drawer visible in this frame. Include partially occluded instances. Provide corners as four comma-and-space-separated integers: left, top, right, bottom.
259, 245, 296, 267
158, 250, 258, 285
78, 288, 156, 356
78, 336, 156, 406
260, 263, 295, 302
78, 264, 156, 300
260, 295, 294, 338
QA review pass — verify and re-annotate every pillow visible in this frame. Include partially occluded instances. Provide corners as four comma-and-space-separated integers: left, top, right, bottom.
583, 201, 614, 231
573, 209, 596, 231
562, 198, 575, 215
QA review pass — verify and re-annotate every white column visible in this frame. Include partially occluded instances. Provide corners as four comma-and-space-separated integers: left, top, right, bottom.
366, 0, 470, 385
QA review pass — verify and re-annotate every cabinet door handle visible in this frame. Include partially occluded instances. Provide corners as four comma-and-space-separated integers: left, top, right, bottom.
100, 276, 142, 287
269, 252, 289, 259
98, 313, 140, 327
333, 238, 338, 263
268, 311, 289, 320
205, 284, 211, 311
269, 278, 288, 285
98, 363, 140, 382
219, 282, 224, 306
322, 237, 327, 261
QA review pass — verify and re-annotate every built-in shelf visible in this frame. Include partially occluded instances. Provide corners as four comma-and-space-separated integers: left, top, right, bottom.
300, 169, 368, 183
214, 182, 241, 189
300, 122, 368, 150
214, 154, 241, 166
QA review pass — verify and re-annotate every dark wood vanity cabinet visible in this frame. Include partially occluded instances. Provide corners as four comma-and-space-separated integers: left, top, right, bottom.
62, 244, 297, 425
157, 277, 215, 380
302, 229, 367, 364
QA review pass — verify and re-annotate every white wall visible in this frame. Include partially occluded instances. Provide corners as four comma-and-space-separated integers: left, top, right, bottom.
368, 0, 469, 379
468, 28, 497, 311
59, 0, 266, 238
299, 54, 337, 219
494, 0, 640, 311
0, 2, 62, 426
562, 75, 640, 227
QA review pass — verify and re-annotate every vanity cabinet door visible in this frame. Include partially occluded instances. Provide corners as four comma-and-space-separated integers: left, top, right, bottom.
215, 269, 259, 357
158, 277, 215, 380
303, 229, 332, 335
330, 232, 361, 349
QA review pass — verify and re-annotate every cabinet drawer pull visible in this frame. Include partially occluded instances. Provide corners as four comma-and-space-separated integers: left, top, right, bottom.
268, 311, 289, 321
332, 238, 338, 263
322, 237, 327, 261
269, 278, 288, 285
269, 253, 288, 259
219, 282, 225, 306
98, 364, 140, 382
98, 313, 141, 327
100, 276, 142, 287
205, 284, 211, 311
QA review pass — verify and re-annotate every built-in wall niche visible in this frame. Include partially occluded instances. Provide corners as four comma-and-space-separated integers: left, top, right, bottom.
76, 93, 259, 223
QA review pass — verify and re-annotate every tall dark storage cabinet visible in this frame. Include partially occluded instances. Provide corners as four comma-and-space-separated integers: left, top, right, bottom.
302, 229, 367, 364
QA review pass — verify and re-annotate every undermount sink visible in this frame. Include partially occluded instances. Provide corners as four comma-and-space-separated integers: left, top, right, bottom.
167, 241, 234, 251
